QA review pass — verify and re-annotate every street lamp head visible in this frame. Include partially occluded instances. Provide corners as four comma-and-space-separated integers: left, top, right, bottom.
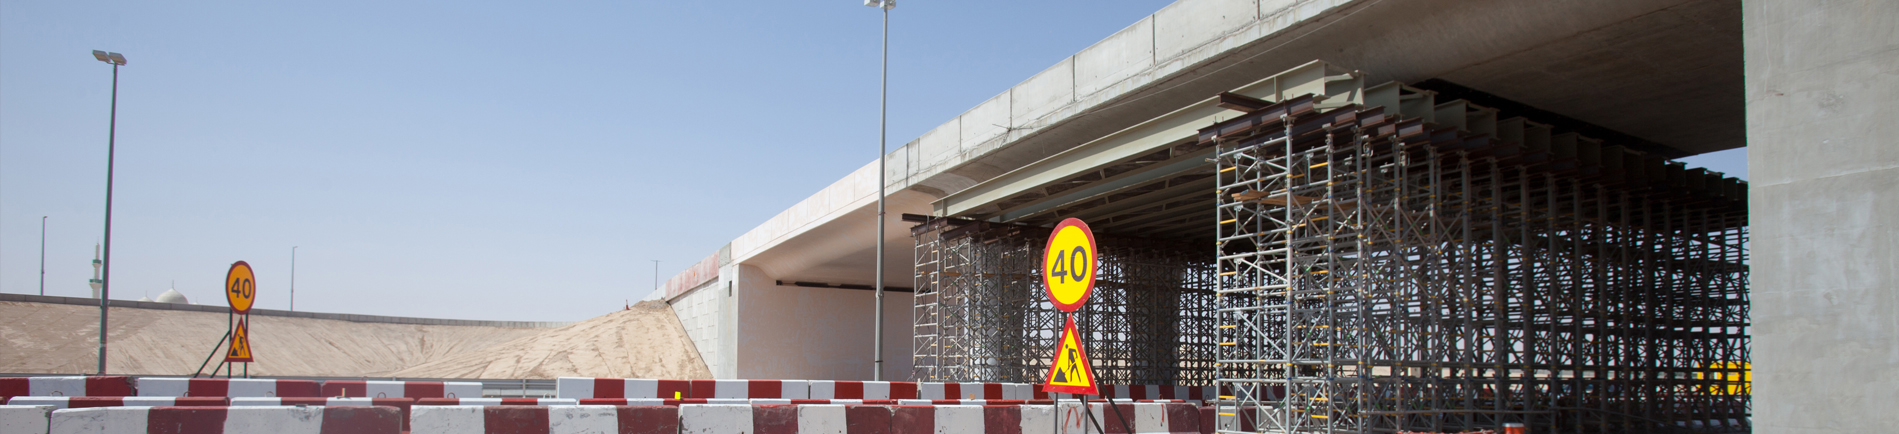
864, 0, 894, 10
92, 50, 125, 65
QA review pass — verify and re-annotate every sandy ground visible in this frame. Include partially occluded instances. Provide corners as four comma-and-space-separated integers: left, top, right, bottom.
0, 300, 709, 379
391, 301, 710, 379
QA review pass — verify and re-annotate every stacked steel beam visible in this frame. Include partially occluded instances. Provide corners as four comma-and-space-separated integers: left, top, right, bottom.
1208, 82, 1749, 434
909, 217, 1220, 387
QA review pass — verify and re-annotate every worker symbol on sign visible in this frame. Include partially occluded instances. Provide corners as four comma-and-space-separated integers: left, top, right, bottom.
1043, 315, 1098, 394
226, 318, 254, 362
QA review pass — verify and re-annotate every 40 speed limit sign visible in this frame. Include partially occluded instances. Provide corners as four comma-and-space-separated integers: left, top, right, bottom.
226, 261, 257, 314
1042, 218, 1098, 312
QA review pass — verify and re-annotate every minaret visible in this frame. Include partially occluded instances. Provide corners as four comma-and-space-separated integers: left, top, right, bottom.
88, 244, 104, 299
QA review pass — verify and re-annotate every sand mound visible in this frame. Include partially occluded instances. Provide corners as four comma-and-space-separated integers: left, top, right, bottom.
0, 300, 708, 379
390, 301, 711, 379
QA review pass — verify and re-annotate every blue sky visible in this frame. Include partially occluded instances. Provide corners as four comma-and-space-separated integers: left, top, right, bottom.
0, 0, 1746, 322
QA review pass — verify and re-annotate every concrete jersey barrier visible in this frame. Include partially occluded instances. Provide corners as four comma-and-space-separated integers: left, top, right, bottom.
557, 377, 693, 399
5, 396, 226, 409
689, 380, 809, 399
134, 378, 321, 398
917, 383, 1032, 400
416, 398, 580, 406
402, 403, 1208, 434
1034, 385, 1231, 402
409, 405, 677, 434
576, 398, 667, 406
229, 397, 417, 431
48, 405, 400, 434
319, 380, 481, 398
0, 376, 135, 401
807, 381, 919, 400
1, 405, 52, 434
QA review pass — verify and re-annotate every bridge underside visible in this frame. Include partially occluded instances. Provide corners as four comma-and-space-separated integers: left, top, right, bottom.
911, 0, 1750, 425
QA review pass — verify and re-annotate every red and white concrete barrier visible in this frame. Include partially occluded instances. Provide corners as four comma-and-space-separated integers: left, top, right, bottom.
419, 398, 580, 406
890, 404, 1061, 434
807, 381, 919, 400
746, 403, 850, 434
229, 397, 418, 430
557, 377, 694, 399
0, 376, 136, 401
1035, 385, 1233, 402
679, 404, 862, 434
409, 405, 677, 434
689, 380, 810, 399
5, 396, 226, 409
229, 397, 413, 406
575, 398, 666, 406
1048, 402, 1198, 434
679, 404, 750, 434
1, 405, 51, 434
228, 397, 414, 416
918, 383, 1029, 400
319, 380, 481, 398
788, 399, 893, 406
48, 405, 401, 434
896, 399, 1032, 406
134, 378, 321, 398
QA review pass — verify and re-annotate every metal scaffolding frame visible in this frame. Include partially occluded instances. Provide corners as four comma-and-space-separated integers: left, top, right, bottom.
1209, 86, 1750, 433
909, 59, 1748, 433
910, 218, 1220, 386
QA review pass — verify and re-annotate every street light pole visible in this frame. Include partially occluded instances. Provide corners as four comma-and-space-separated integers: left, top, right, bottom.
864, 0, 894, 382
290, 246, 298, 311
40, 216, 47, 296
91, 50, 126, 375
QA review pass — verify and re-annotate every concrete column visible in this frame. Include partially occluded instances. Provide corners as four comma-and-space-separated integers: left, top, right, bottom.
1746, 1, 1899, 432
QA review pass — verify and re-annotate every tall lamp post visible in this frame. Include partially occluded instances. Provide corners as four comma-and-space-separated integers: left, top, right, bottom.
91, 49, 126, 375
863, 0, 893, 381
290, 246, 298, 311
39, 216, 47, 296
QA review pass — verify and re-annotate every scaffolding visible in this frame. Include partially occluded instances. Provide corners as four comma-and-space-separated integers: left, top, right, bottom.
1210, 83, 1750, 433
910, 218, 1220, 386
910, 59, 1748, 433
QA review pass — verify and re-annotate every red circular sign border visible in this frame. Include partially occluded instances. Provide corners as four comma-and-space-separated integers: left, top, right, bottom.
226, 260, 255, 315
1042, 218, 1098, 312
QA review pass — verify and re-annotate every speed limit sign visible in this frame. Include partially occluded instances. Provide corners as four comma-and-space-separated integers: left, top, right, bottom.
1042, 218, 1097, 312
225, 261, 256, 314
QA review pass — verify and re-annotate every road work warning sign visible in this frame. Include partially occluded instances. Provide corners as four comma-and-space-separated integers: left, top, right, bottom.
1042, 314, 1098, 394
225, 318, 254, 362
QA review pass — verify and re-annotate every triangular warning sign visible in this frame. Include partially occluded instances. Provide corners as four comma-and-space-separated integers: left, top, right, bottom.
225, 318, 254, 363
1042, 315, 1098, 395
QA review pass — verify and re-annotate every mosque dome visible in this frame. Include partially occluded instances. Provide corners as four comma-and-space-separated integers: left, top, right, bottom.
136, 295, 152, 302
154, 288, 189, 304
